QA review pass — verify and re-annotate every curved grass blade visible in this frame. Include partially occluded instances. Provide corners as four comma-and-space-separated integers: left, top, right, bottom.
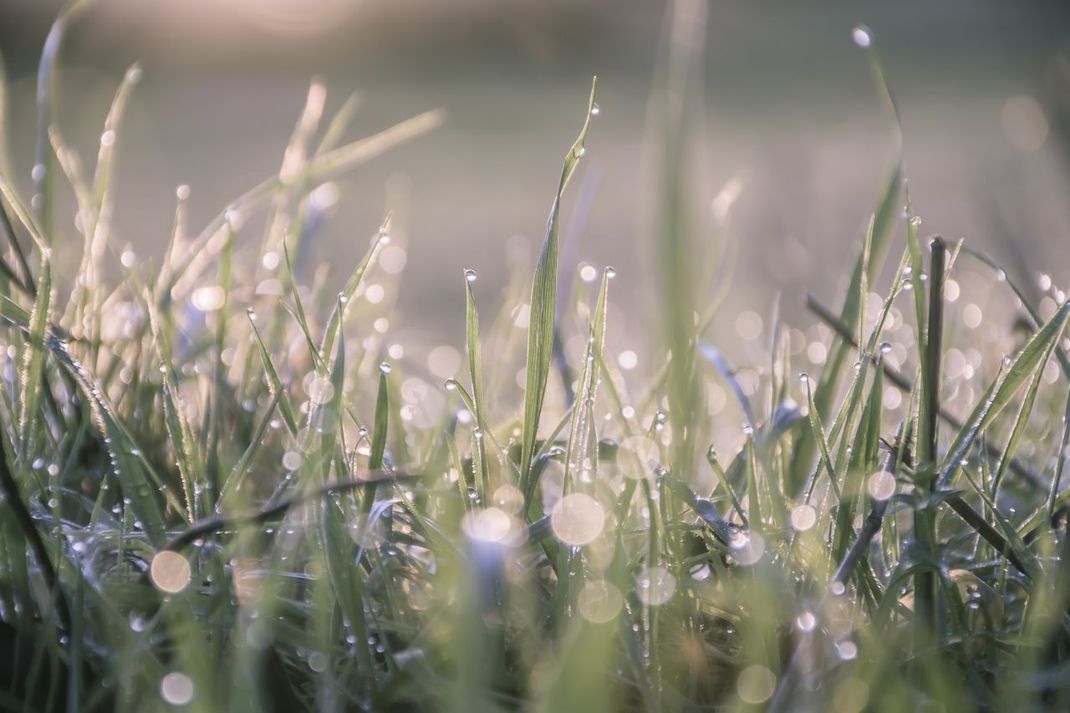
247, 310, 299, 436
519, 77, 597, 488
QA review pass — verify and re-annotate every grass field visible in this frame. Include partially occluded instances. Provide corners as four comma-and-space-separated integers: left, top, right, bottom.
1, 5, 1070, 712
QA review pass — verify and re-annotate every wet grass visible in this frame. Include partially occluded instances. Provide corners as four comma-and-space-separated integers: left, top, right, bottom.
1, 6, 1070, 713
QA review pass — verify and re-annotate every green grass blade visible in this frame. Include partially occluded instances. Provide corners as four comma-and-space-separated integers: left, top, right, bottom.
247, 310, 299, 436
319, 217, 390, 361
17, 247, 51, 461
519, 77, 597, 487
463, 269, 490, 495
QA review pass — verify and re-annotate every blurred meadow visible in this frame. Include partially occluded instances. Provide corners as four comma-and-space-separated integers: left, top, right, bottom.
4, 1, 1069, 349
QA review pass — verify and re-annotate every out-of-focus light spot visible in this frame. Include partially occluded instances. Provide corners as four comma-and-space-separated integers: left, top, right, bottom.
262, 251, 280, 270
306, 375, 334, 404
945, 279, 960, 303
866, 470, 896, 500
791, 504, 817, 532
737, 665, 776, 704
736, 368, 760, 396
160, 672, 195, 706
883, 386, 902, 410
461, 507, 514, 544
636, 566, 676, 606
150, 551, 192, 594
365, 284, 385, 304
379, 245, 408, 274
191, 286, 225, 312
388, 343, 404, 360
551, 493, 605, 546
1001, 95, 1049, 152
735, 311, 763, 341
577, 580, 623, 623
618, 350, 638, 370
492, 484, 525, 514
807, 341, 827, 365
282, 451, 302, 471
310, 182, 339, 210
579, 264, 598, 283
428, 345, 462, 379
121, 249, 137, 268
256, 278, 283, 296
374, 317, 389, 334
944, 349, 966, 380
963, 303, 983, 329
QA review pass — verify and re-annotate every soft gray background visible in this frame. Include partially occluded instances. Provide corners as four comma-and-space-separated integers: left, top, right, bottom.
2, 0, 1069, 364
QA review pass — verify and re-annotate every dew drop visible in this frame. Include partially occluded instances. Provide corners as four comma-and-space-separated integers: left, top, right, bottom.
379, 362, 392, 375
635, 566, 676, 606
444, 378, 458, 392
851, 25, 872, 48
590, 102, 601, 116
836, 639, 858, 660
791, 504, 817, 532
150, 551, 192, 594
464, 268, 478, 283
160, 672, 195, 705
795, 611, 818, 632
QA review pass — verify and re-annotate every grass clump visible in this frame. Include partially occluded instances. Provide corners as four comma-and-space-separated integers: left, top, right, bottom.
1, 8, 1070, 713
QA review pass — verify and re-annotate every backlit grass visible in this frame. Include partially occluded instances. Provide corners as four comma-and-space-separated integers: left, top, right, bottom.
0, 7, 1069, 713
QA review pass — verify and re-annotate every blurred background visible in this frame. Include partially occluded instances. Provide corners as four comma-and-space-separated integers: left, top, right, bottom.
2, 0, 1070, 382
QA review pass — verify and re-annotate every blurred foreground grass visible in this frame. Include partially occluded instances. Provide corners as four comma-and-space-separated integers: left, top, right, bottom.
1, 4, 1070, 712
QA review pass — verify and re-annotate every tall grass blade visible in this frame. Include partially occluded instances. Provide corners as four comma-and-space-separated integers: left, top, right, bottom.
519, 78, 597, 487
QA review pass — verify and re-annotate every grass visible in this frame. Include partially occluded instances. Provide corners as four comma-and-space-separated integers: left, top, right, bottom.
1, 6, 1070, 713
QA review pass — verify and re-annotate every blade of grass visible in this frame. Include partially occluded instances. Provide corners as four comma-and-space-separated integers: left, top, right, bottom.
463, 268, 490, 497
519, 77, 597, 489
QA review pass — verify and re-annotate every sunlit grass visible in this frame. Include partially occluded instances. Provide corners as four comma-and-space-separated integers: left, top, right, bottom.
0, 6, 1069, 713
